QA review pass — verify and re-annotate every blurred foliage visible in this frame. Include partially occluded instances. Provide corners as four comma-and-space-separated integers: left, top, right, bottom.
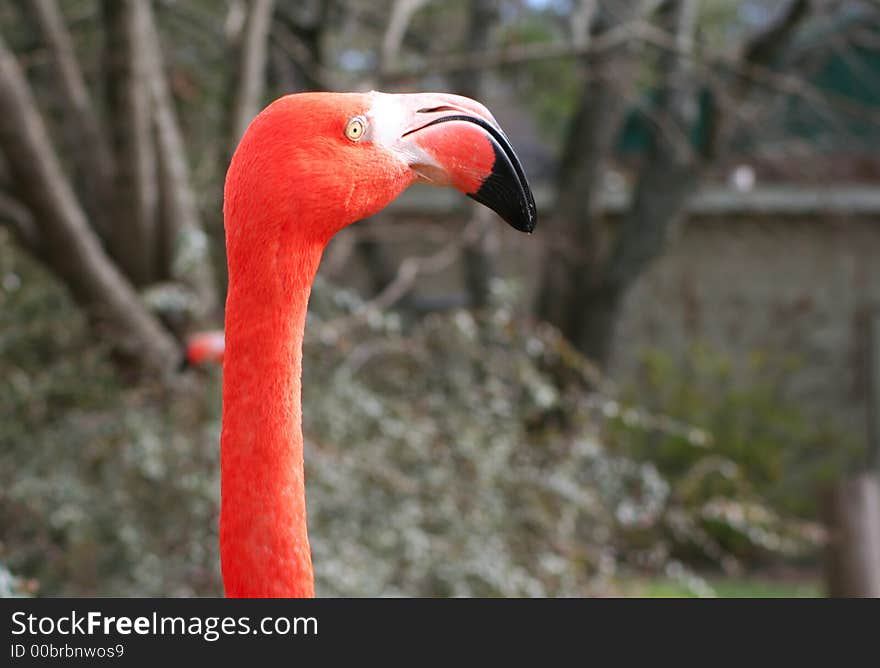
0, 235, 222, 597
0, 231, 827, 596
608, 344, 856, 571
497, 14, 577, 144
624, 574, 820, 598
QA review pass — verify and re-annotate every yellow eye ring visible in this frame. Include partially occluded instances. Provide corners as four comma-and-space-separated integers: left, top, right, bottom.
344, 116, 367, 142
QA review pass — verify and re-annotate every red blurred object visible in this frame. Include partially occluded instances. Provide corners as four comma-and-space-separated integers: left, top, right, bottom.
184, 330, 225, 366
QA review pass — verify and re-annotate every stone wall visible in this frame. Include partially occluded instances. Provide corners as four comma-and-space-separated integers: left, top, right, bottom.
376, 185, 880, 439
612, 213, 879, 438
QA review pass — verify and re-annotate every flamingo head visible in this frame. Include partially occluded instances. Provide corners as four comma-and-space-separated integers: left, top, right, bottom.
224, 91, 536, 253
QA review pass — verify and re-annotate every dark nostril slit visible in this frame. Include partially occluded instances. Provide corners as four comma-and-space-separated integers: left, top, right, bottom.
417, 105, 460, 114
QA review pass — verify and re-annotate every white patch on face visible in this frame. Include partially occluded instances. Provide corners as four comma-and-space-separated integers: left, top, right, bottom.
365, 91, 407, 148
364, 91, 441, 177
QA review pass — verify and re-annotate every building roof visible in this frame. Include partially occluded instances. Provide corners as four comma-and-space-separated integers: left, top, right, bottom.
389, 183, 880, 218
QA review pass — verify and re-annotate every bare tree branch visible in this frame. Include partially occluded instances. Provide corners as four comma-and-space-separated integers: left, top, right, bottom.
379, 0, 427, 74
629, 15, 880, 134
142, 3, 218, 319
354, 0, 431, 303
606, 0, 700, 290
536, 0, 648, 334
270, 0, 336, 91
452, 0, 497, 310
103, 0, 160, 286
558, 0, 814, 364
228, 0, 276, 151
380, 18, 639, 83
705, 0, 813, 157
317, 218, 482, 339
571, 0, 598, 47
740, 0, 812, 75
23, 0, 116, 238
376, 3, 871, 139
607, 0, 814, 319
0, 34, 179, 375
271, 21, 336, 90
208, 0, 276, 307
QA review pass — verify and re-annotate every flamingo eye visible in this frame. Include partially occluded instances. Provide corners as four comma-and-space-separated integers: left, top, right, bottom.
344, 116, 367, 142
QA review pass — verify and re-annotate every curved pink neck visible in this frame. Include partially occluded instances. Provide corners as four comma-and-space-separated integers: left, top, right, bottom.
220, 239, 324, 597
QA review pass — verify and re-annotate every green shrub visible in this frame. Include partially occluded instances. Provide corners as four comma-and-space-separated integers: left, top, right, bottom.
607, 344, 854, 567
0, 230, 831, 596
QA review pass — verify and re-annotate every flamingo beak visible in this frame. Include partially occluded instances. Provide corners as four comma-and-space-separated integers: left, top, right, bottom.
384, 93, 537, 233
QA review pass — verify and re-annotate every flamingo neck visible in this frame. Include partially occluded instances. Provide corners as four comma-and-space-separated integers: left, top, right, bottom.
220, 239, 324, 597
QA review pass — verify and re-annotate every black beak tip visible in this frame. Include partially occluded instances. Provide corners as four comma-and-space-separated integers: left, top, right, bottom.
509, 209, 537, 234
467, 125, 537, 235
518, 205, 537, 234
417, 113, 537, 235
469, 173, 537, 234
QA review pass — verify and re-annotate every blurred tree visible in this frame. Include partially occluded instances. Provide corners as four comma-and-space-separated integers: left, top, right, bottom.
0, 0, 841, 373
0, 26, 179, 372
452, 0, 497, 310
536, 0, 812, 366
0, 0, 235, 374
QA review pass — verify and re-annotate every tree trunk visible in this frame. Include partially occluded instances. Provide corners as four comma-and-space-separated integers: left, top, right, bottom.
102, 0, 159, 287
227, 0, 276, 152
353, 0, 428, 305
23, 0, 116, 239
271, 1, 332, 92
212, 0, 277, 305
452, 0, 496, 310
461, 213, 495, 310
535, 2, 644, 362
822, 474, 880, 598
142, 5, 218, 319
0, 34, 179, 376
536, 0, 808, 367
559, 281, 625, 368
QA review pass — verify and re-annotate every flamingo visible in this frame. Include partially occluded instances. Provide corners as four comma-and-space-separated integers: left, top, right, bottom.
211, 91, 535, 597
